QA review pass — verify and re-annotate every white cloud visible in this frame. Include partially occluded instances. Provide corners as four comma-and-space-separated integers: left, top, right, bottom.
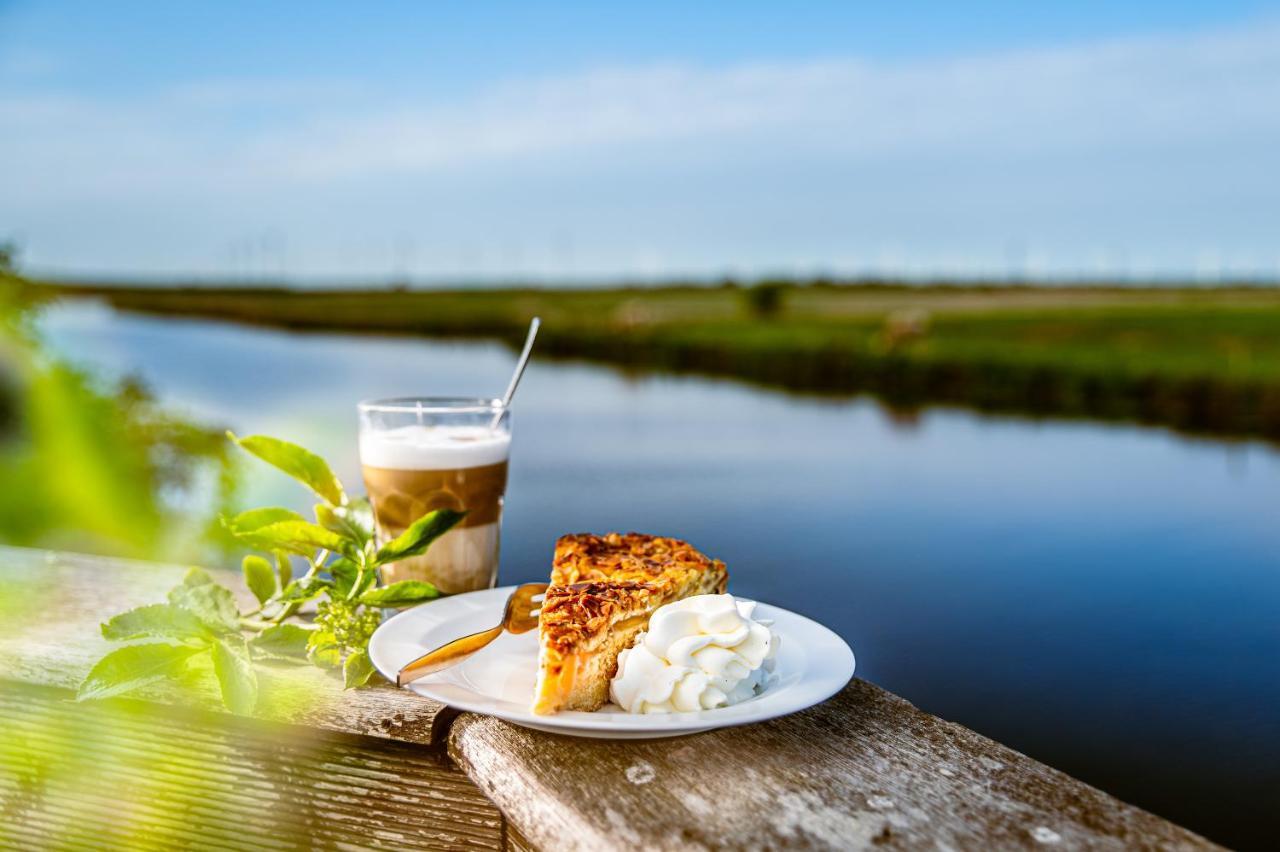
232, 22, 1280, 178
2, 19, 1279, 277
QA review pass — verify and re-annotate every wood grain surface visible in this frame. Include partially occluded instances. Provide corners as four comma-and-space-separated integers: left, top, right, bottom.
450, 680, 1219, 851
0, 684, 503, 850
0, 546, 453, 746
1, 546, 1218, 850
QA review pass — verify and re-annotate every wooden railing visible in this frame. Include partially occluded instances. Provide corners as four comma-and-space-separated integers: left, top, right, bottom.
0, 547, 1216, 850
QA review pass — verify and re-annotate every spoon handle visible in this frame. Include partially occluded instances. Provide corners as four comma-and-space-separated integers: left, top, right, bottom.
490, 317, 540, 428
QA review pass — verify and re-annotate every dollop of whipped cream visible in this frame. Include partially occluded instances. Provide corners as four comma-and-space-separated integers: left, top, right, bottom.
610, 594, 778, 713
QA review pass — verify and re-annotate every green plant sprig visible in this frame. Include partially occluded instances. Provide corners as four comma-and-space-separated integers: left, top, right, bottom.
77, 433, 464, 714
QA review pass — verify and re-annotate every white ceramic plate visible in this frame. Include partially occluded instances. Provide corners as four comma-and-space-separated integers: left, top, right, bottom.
369, 586, 855, 739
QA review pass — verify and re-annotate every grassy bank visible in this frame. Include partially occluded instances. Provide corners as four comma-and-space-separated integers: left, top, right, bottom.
39, 280, 1280, 441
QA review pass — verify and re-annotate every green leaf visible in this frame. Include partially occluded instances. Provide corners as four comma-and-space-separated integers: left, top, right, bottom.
222, 508, 346, 556
242, 555, 277, 604
211, 636, 258, 715
225, 518, 349, 557
279, 576, 332, 604
314, 503, 340, 531
275, 551, 293, 589
168, 581, 240, 634
316, 502, 374, 549
328, 559, 376, 601
101, 604, 211, 642
359, 580, 439, 608
76, 643, 205, 701
310, 646, 341, 669
224, 506, 305, 532
329, 557, 358, 598
345, 497, 375, 540
307, 627, 334, 650
373, 508, 466, 565
343, 649, 376, 689
353, 566, 378, 600
228, 432, 346, 506
306, 629, 341, 669
183, 567, 214, 587
249, 623, 313, 660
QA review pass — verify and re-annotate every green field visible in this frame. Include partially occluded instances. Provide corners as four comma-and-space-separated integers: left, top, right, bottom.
38, 279, 1280, 441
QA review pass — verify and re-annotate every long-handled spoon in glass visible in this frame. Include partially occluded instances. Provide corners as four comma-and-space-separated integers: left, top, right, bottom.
490, 316, 540, 429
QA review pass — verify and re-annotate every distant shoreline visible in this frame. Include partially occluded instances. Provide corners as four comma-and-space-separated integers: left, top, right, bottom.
33, 278, 1280, 443
32, 272, 1280, 293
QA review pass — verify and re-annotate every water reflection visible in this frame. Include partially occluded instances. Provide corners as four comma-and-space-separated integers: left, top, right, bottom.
35, 300, 1280, 849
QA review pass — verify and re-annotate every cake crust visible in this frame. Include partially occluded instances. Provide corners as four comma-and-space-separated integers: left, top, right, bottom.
551, 532, 728, 595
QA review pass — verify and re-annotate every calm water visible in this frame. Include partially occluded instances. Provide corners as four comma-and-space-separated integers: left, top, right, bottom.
42, 301, 1280, 848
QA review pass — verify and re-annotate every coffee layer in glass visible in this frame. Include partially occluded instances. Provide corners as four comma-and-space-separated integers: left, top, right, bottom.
358, 399, 510, 593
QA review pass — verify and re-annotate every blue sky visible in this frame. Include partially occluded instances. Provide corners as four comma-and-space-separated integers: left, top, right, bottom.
3, 1, 1280, 282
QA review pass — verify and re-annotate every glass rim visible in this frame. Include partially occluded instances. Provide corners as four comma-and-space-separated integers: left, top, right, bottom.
357, 396, 504, 415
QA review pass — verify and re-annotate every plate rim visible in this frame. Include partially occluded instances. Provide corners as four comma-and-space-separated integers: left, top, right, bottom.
369, 585, 855, 737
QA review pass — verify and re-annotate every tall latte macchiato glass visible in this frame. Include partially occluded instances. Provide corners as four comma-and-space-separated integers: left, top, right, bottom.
358, 398, 511, 594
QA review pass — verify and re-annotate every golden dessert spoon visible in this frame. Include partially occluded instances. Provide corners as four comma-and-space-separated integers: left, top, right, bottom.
396, 582, 547, 687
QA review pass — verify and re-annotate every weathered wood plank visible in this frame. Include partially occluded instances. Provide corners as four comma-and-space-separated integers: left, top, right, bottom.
504, 822, 539, 852
0, 546, 452, 746
1, 546, 1218, 850
0, 683, 504, 850
449, 679, 1219, 851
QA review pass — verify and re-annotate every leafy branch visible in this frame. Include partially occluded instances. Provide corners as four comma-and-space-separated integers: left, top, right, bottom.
77, 433, 464, 714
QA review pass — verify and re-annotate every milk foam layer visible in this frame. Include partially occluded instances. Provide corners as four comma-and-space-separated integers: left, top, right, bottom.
610, 594, 779, 714
359, 424, 511, 470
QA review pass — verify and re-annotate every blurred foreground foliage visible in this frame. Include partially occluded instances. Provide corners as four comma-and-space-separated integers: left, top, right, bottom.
0, 269, 237, 559
79, 435, 460, 712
